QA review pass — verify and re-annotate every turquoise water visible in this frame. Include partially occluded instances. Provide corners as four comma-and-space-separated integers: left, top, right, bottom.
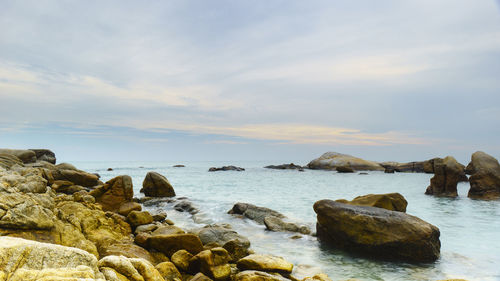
75, 161, 500, 281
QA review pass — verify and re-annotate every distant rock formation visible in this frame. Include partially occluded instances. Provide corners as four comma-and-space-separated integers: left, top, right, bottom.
264, 163, 304, 170
308, 152, 384, 171
209, 166, 245, 172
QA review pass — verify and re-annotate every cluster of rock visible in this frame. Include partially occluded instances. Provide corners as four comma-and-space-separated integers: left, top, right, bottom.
264, 163, 304, 171
208, 166, 245, 172
0, 149, 335, 281
228, 203, 311, 235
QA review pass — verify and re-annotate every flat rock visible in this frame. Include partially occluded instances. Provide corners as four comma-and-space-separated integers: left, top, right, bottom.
264, 163, 303, 170
237, 254, 293, 274
313, 200, 440, 262
335, 193, 407, 212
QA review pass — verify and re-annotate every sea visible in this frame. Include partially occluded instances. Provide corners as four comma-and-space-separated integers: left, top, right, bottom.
74, 161, 500, 281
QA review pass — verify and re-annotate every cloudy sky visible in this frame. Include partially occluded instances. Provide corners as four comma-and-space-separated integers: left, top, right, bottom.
1, 1, 499, 163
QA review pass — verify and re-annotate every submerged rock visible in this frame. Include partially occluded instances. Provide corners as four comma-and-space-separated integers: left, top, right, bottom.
209, 166, 245, 172
228, 202, 285, 224
308, 152, 384, 171
335, 193, 407, 212
425, 156, 463, 197
141, 171, 176, 197
466, 151, 500, 199
313, 200, 440, 262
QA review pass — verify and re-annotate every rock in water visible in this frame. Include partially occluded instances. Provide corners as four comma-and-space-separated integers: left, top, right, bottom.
89, 175, 134, 212
208, 166, 245, 172
336, 166, 354, 173
228, 202, 285, 224
264, 163, 303, 170
308, 152, 384, 171
335, 193, 407, 212
425, 156, 462, 197
313, 200, 440, 262
466, 151, 500, 199
194, 224, 251, 261
141, 171, 176, 197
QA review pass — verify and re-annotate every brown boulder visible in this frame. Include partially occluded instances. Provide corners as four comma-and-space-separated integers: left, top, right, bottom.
237, 254, 293, 274
156, 261, 182, 281
171, 249, 193, 271
234, 271, 291, 281
127, 211, 153, 228
90, 175, 134, 212
141, 171, 176, 197
313, 200, 440, 262
466, 151, 500, 199
118, 202, 142, 216
335, 193, 407, 212
0, 149, 36, 163
147, 234, 204, 257
425, 156, 462, 197
188, 247, 232, 280
336, 166, 354, 173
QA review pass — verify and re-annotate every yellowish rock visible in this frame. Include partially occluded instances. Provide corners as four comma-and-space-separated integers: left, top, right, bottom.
237, 254, 293, 274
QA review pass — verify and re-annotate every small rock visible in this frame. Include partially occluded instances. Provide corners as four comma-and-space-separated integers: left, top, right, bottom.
118, 202, 142, 216
153, 212, 167, 222
127, 210, 154, 228
237, 254, 294, 274
156, 261, 182, 281
171, 249, 194, 271
173, 165, 185, 168
208, 166, 245, 172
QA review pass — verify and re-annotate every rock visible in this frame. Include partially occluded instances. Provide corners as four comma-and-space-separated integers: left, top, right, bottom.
384, 167, 395, 173
119, 202, 143, 216
141, 171, 176, 197
98, 255, 144, 281
174, 200, 199, 214
302, 274, 332, 281
191, 272, 213, 281
156, 261, 182, 281
147, 234, 204, 257
0, 236, 102, 280
90, 175, 134, 212
382, 161, 426, 173
173, 165, 185, 168
358, 172, 368, 175
127, 211, 154, 228
135, 232, 151, 248
51, 180, 84, 194
194, 224, 251, 261
228, 202, 285, 224
335, 193, 407, 212
425, 156, 463, 197
0, 191, 55, 229
171, 249, 193, 271
188, 247, 232, 280
129, 257, 165, 281
30, 149, 56, 164
313, 200, 440, 262
101, 241, 156, 264
308, 152, 384, 171
55, 162, 78, 170
153, 212, 167, 222
263, 216, 311, 235
51, 168, 100, 188
234, 270, 291, 281
152, 225, 185, 236
208, 166, 245, 172
0, 149, 36, 163
107, 168, 114, 171
0, 153, 24, 169
466, 151, 500, 199
336, 166, 354, 173
264, 163, 303, 170
237, 254, 293, 274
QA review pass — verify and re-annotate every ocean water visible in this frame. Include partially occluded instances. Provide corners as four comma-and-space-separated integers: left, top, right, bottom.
75, 161, 500, 281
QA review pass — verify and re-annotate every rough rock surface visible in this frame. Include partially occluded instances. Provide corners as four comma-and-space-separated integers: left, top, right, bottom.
90, 175, 134, 212
237, 254, 293, 274
147, 234, 204, 257
0, 153, 24, 169
466, 151, 500, 199
228, 203, 285, 224
336, 166, 354, 173
188, 247, 232, 280
171, 249, 193, 271
308, 152, 384, 171
193, 224, 251, 261
234, 270, 291, 281
156, 261, 182, 281
0, 149, 37, 163
335, 193, 407, 212
0, 236, 103, 281
30, 149, 57, 164
425, 156, 463, 197
141, 171, 176, 197
313, 200, 440, 262
263, 216, 311, 235
209, 166, 245, 172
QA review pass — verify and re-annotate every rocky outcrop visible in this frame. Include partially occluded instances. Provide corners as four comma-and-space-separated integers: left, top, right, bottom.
313, 200, 440, 262
209, 166, 245, 172
193, 224, 251, 261
0, 153, 24, 169
30, 149, 56, 164
264, 163, 304, 170
380, 161, 427, 173
90, 175, 134, 212
308, 152, 384, 171
0, 149, 37, 163
50, 168, 100, 188
335, 193, 407, 212
237, 254, 293, 274
0, 236, 104, 280
425, 156, 463, 197
466, 151, 500, 199
141, 172, 176, 197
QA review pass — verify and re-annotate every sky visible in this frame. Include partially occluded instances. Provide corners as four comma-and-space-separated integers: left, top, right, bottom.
1, 1, 500, 163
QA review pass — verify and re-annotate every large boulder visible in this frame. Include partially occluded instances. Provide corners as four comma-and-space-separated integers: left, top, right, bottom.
188, 247, 232, 280
147, 234, 204, 257
425, 156, 463, 197
90, 175, 134, 212
237, 254, 293, 274
335, 193, 407, 212
466, 151, 500, 199
0, 236, 103, 280
50, 168, 100, 188
308, 152, 384, 171
0, 149, 36, 163
30, 149, 56, 164
313, 200, 440, 262
193, 224, 251, 261
141, 171, 176, 197
0, 191, 55, 230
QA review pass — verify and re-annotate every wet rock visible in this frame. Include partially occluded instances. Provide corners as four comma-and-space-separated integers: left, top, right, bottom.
313, 200, 440, 262
188, 247, 232, 280
466, 151, 500, 199
228, 202, 285, 224
147, 234, 204, 257
263, 216, 311, 235
118, 201, 142, 216
425, 156, 463, 197
141, 171, 176, 197
152, 225, 185, 236
308, 152, 384, 171
156, 261, 182, 281
208, 166, 245, 172
89, 175, 134, 212
264, 163, 303, 170
101, 241, 156, 264
336, 166, 354, 173
175, 200, 199, 214
194, 224, 251, 261
127, 210, 154, 228
30, 149, 56, 164
237, 254, 293, 274
335, 193, 407, 212
234, 270, 292, 281
191, 272, 214, 281
153, 212, 168, 222
171, 249, 193, 271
